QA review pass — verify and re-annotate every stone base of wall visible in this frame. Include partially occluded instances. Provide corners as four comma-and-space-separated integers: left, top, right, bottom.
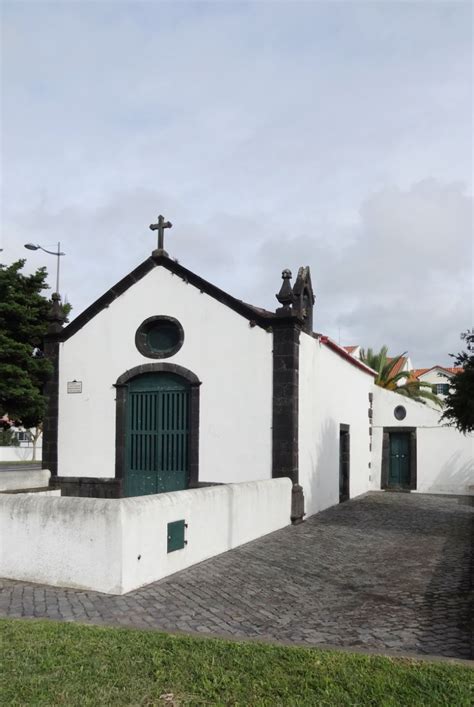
51, 476, 121, 498
51, 478, 223, 498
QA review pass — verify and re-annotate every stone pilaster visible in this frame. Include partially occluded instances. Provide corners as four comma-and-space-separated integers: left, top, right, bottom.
42, 335, 59, 476
272, 318, 300, 484
42, 294, 65, 477
272, 270, 304, 522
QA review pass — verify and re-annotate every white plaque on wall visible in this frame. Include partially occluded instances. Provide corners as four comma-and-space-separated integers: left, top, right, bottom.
67, 381, 82, 394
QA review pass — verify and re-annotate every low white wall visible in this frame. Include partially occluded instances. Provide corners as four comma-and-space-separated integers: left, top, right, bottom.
0, 447, 42, 462
0, 478, 292, 594
372, 387, 474, 495
23, 489, 61, 496
0, 495, 123, 593
0, 469, 51, 492
120, 477, 292, 593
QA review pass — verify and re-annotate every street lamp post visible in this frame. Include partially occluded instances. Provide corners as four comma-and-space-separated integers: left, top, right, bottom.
24, 242, 66, 296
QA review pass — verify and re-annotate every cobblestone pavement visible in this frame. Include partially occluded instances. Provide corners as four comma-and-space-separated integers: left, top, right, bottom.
1, 493, 472, 659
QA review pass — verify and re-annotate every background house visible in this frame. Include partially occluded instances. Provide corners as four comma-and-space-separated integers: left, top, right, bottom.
0, 416, 42, 462
343, 345, 361, 358
412, 366, 463, 398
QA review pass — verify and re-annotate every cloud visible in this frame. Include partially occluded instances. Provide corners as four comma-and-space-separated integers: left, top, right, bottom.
1, 2, 472, 366
249, 180, 472, 364
4, 179, 471, 366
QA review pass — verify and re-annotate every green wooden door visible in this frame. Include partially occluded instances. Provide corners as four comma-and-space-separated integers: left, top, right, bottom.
124, 373, 190, 497
339, 427, 350, 503
389, 433, 410, 488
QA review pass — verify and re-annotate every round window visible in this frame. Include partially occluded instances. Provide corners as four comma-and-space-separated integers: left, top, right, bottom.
394, 405, 407, 421
135, 316, 184, 359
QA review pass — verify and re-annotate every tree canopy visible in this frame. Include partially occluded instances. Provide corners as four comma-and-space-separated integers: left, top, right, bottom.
0, 259, 67, 428
441, 330, 474, 433
360, 346, 442, 406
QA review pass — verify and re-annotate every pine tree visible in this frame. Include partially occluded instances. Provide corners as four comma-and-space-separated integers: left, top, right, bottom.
0, 259, 66, 428
441, 330, 474, 433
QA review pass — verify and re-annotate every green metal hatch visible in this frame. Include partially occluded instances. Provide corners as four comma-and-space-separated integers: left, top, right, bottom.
167, 520, 187, 553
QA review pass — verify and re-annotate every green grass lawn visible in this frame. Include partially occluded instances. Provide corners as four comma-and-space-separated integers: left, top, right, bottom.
1, 619, 471, 706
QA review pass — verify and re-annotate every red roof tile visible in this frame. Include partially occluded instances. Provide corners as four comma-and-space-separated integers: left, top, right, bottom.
318, 336, 376, 377
387, 356, 408, 377
413, 365, 463, 379
412, 368, 429, 378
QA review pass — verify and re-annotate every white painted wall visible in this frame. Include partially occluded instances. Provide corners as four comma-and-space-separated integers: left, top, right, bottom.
0, 494, 123, 593
0, 478, 292, 594
22, 489, 61, 496
299, 334, 374, 516
58, 265, 273, 484
0, 469, 51, 492
0, 447, 42, 462
371, 386, 473, 495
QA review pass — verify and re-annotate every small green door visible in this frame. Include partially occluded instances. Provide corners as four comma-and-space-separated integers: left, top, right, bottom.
339, 426, 350, 503
389, 433, 411, 488
124, 373, 190, 497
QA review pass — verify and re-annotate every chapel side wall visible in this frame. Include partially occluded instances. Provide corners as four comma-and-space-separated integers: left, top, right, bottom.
298, 334, 373, 517
371, 386, 474, 495
57, 266, 273, 485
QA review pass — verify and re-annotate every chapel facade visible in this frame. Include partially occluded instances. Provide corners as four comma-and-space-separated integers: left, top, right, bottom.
42, 221, 473, 518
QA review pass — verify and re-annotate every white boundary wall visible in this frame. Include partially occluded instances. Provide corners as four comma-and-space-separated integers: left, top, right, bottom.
0, 447, 42, 462
299, 334, 374, 516
371, 386, 474, 495
0, 469, 51, 492
0, 478, 292, 594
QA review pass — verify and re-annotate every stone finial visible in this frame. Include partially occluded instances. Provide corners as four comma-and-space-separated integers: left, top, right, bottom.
46, 292, 66, 334
276, 269, 295, 311
292, 265, 315, 334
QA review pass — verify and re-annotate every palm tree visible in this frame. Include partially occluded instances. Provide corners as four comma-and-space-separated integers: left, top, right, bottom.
360, 346, 443, 407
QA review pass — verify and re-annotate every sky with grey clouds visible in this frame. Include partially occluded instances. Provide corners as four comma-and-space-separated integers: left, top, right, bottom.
1, 0, 472, 365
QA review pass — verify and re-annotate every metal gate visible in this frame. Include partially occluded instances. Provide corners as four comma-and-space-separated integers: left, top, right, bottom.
124, 373, 190, 497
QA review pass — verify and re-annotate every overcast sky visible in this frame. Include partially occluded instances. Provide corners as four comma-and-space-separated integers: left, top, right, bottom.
1, 1, 472, 365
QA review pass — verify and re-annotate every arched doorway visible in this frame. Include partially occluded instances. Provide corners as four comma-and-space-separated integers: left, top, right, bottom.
115, 364, 200, 497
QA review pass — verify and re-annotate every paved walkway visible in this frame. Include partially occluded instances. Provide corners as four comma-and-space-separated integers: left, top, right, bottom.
1, 493, 472, 659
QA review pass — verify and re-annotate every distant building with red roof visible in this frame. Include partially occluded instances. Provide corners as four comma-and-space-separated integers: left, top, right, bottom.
343, 345, 360, 357
411, 365, 463, 397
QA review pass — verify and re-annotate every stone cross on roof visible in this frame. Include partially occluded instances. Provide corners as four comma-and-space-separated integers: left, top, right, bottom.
149, 215, 172, 255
